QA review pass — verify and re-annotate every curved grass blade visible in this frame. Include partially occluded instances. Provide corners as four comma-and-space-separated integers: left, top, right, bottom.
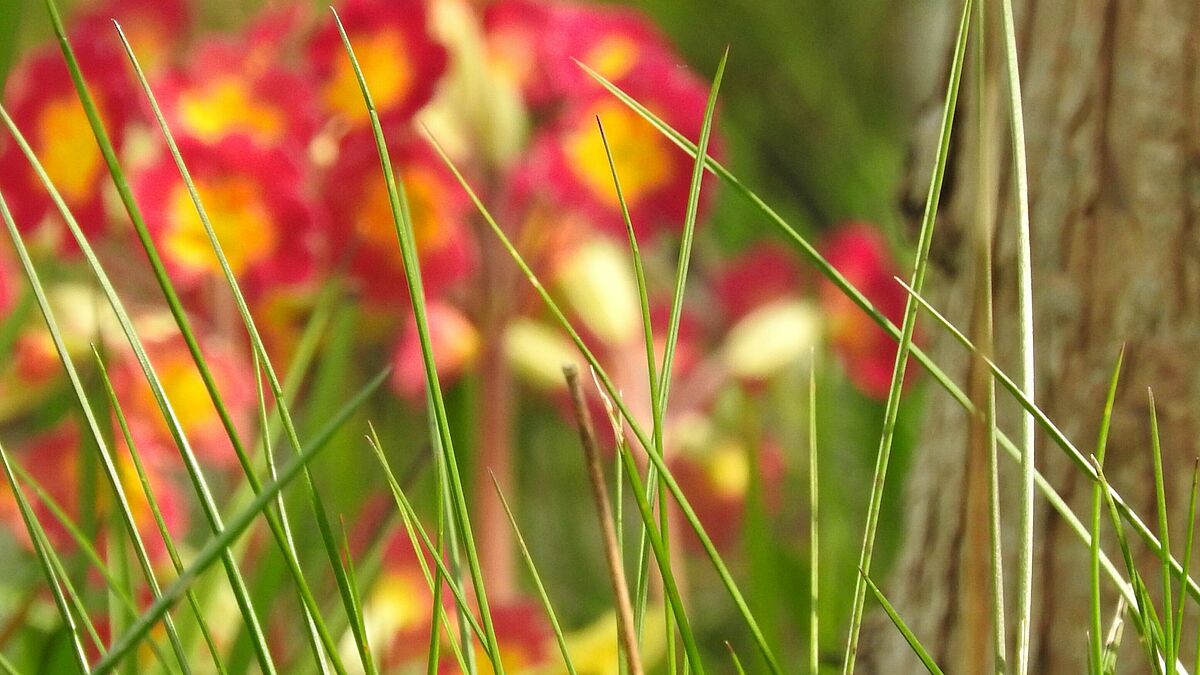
94, 348, 227, 675
92, 367, 390, 674
861, 571, 946, 675
330, 9, 505, 672
491, 475, 580, 675
427, 133, 775, 673
0, 188, 191, 673
842, 3, 971, 670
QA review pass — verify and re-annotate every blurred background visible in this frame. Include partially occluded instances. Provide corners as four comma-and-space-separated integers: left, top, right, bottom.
0, 0, 937, 671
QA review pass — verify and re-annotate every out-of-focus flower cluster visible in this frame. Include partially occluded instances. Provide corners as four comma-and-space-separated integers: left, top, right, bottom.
0, 0, 914, 669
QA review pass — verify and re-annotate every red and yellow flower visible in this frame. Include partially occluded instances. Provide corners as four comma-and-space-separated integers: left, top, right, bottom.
308, 0, 448, 128
323, 131, 476, 305
819, 222, 914, 399
134, 137, 319, 294
156, 38, 318, 155
71, 0, 192, 77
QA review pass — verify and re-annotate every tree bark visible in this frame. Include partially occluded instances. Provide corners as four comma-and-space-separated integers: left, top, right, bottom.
861, 0, 1200, 672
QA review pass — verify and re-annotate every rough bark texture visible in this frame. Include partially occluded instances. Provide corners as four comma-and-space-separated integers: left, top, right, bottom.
860, 0, 1200, 672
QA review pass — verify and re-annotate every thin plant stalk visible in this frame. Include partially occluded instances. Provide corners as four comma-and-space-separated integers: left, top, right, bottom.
809, 358, 820, 675
1090, 348, 1125, 675
1149, 390, 1175, 675
861, 572, 946, 675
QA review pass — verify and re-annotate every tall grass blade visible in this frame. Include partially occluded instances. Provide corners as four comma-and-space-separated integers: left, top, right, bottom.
1090, 348, 1125, 675
92, 367, 390, 673
491, 475, 581, 675
330, 9, 506, 672
843, 2, 972, 671
426, 132, 778, 673
860, 571, 946, 675
1173, 461, 1198, 653
997, 1, 1037, 670
809, 357, 820, 675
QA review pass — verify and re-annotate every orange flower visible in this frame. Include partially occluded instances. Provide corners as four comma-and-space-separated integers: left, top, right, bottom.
109, 332, 256, 471
819, 222, 914, 399
157, 39, 318, 155
309, 0, 448, 128
0, 45, 129, 251
134, 137, 319, 294
323, 131, 476, 304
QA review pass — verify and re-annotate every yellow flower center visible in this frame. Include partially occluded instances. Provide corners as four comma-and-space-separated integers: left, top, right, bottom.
565, 100, 673, 207
36, 96, 105, 203
178, 78, 287, 145
165, 177, 278, 277
324, 29, 413, 122
158, 356, 219, 432
584, 36, 640, 82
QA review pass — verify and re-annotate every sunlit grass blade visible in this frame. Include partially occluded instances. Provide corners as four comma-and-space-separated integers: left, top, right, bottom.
1091, 348, 1125, 675
0, 441, 93, 671
0, 188, 191, 673
996, 0, 1037, 670
491, 474, 580, 675
94, 347, 227, 674
809, 357, 820, 675
109, 22, 355, 672
843, 2, 971, 671
861, 571, 946, 675
331, 8, 505, 672
1149, 390, 1175, 675
426, 132, 777, 673
897, 280, 1200, 605
92, 367, 390, 674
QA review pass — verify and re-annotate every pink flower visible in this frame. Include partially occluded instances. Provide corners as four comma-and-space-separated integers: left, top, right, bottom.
391, 300, 480, 400
671, 436, 785, 552
713, 242, 807, 322
71, 0, 192, 76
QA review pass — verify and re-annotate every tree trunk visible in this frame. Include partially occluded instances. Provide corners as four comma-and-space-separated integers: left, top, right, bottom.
861, 0, 1200, 672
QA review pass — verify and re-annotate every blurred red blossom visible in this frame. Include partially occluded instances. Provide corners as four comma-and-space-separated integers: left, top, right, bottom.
72, 0, 192, 76
391, 299, 480, 399
820, 222, 914, 399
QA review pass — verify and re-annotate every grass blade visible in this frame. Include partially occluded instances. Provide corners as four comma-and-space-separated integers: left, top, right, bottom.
1090, 348, 1125, 675
861, 571, 946, 675
330, 8, 505, 671
1149, 390, 1174, 674
491, 474, 580, 675
843, 2, 972, 671
91, 367, 390, 674
1173, 461, 1198, 654
809, 357, 820, 675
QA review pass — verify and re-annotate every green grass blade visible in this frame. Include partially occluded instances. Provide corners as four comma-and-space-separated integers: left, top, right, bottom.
94, 347, 227, 675
898, 280, 1200, 606
1149, 390, 1175, 675
861, 572, 946, 675
91, 367, 390, 674
491, 475, 580, 675
0, 442, 92, 672
843, 3, 971, 671
809, 357, 820, 675
427, 131, 777, 673
1091, 348, 1125, 675
0, 188, 191, 673
726, 643, 747, 675
1172, 461, 1198, 654
997, 1, 1037, 671
337, 517, 375, 675
330, 8, 505, 672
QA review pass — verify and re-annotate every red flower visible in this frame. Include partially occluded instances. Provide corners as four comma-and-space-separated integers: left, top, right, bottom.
308, 0, 448, 127
440, 600, 554, 673
109, 331, 256, 471
156, 39, 318, 155
517, 55, 718, 241
391, 299, 479, 400
0, 250, 15, 317
323, 131, 476, 304
713, 242, 806, 322
819, 222, 913, 399
0, 45, 129, 250
671, 436, 785, 552
134, 137, 318, 294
